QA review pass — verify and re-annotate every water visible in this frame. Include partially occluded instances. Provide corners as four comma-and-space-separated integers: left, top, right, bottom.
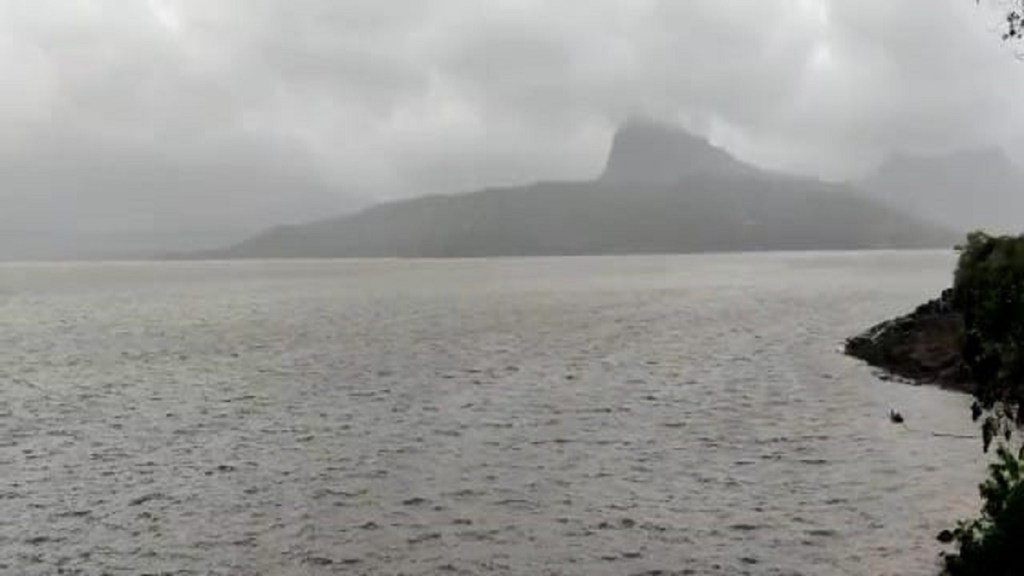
0, 252, 987, 575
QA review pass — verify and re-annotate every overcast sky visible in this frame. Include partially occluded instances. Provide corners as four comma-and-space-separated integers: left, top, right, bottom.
2, 0, 1023, 249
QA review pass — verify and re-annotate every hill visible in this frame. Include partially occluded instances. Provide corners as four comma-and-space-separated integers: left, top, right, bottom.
207, 120, 956, 258
862, 148, 1024, 235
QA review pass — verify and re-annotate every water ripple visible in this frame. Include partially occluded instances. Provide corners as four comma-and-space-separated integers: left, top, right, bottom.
0, 252, 983, 575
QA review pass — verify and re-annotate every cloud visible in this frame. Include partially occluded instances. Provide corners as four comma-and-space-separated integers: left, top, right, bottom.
1, 0, 1023, 252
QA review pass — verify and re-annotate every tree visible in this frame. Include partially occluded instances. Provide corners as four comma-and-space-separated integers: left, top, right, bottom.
918, 4, 1024, 573
942, 232, 1024, 575
979, 0, 1024, 39
941, 446, 1024, 575
954, 232, 1024, 444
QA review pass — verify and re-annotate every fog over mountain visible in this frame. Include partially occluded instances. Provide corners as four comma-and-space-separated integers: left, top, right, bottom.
862, 148, 1024, 234
208, 121, 954, 258
2, 1, 1024, 258
600, 121, 753, 184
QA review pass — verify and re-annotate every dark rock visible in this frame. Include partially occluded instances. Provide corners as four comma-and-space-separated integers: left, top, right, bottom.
937, 529, 956, 543
845, 293, 973, 393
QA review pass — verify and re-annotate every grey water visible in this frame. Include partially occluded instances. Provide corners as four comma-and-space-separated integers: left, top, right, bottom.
0, 252, 985, 575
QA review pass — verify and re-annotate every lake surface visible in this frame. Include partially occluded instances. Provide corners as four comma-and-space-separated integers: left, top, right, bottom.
0, 252, 987, 575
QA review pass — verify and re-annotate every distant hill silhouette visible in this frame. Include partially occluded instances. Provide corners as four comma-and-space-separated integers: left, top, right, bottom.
600, 119, 751, 182
204, 120, 956, 258
862, 148, 1024, 235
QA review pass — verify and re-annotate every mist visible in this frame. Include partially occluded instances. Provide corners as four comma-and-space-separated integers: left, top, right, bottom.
8, 3, 1024, 572
2, 0, 1024, 258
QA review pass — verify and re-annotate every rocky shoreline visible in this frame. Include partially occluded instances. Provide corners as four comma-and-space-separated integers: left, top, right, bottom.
845, 290, 974, 394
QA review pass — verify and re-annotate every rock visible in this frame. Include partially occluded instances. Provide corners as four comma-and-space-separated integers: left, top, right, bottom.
845, 292, 974, 393
937, 529, 956, 543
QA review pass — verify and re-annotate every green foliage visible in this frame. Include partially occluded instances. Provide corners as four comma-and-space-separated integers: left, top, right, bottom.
953, 231, 1024, 440
936, 7, 1024, 572
942, 232, 1024, 573
942, 446, 1024, 575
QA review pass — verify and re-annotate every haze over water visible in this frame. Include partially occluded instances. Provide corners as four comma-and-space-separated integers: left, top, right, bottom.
1, 252, 985, 575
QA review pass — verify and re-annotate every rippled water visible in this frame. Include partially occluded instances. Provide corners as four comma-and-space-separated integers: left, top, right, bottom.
0, 252, 988, 575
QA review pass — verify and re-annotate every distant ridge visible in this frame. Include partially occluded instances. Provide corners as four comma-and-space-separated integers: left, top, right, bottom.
198, 120, 957, 259
862, 148, 1024, 234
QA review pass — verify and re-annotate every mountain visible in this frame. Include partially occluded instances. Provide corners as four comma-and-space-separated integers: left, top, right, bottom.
206, 120, 956, 259
600, 119, 750, 182
862, 148, 1024, 234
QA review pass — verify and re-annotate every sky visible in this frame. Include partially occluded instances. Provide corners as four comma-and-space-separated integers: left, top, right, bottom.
1, 0, 1023, 254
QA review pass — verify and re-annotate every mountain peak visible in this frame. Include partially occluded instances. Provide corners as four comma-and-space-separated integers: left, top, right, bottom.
601, 119, 741, 183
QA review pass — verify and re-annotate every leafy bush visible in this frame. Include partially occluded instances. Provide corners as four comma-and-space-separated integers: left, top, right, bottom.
942, 446, 1024, 575
942, 232, 1024, 575
954, 231, 1024, 443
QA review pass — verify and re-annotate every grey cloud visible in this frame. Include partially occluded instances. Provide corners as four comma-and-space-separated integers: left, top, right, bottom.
1, 0, 1022, 256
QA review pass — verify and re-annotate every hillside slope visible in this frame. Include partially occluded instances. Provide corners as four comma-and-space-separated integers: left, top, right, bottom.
862, 149, 1024, 235
211, 120, 957, 258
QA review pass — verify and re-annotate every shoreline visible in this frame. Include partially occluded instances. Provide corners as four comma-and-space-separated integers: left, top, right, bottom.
845, 290, 974, 394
